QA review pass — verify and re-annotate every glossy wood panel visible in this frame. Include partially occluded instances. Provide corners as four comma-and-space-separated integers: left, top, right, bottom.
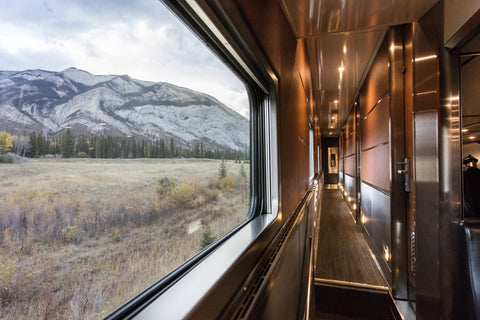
280, 0, 437, 37
444, 0, 480, 45
360, 96, 390, 151
345, 111, 356, 157
359, 40, 390, 117
237, 0, 312, 216
360, 143, 390, 192
345, 154, 356, 177
345, 133, 355, 158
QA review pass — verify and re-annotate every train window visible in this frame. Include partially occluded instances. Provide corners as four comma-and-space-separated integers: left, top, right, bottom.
0, 1, 250, 319
460, 51, 480, 219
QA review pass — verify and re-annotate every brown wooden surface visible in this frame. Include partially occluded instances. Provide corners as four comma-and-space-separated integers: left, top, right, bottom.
360, 143, 391, 192
315, 189, 388, 287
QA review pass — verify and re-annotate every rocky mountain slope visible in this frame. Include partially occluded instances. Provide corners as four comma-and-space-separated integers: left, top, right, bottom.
0, 67, 249, 150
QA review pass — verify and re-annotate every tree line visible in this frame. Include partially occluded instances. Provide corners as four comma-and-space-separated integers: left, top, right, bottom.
0, 130, 249, 161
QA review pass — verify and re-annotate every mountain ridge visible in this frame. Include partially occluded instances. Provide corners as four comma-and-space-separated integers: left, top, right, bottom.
0, 68, 249, 150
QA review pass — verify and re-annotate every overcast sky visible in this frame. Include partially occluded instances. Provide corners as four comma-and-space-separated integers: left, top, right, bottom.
0, 0, 249, 117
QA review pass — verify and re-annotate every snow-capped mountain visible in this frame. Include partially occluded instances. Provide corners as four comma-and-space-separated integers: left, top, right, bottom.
0, 67, 249, 150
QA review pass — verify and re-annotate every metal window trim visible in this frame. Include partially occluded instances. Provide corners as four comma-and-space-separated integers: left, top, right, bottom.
105, 0, 281, 318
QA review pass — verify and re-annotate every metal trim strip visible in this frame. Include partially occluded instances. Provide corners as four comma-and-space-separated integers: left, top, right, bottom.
314, 278, 389, 293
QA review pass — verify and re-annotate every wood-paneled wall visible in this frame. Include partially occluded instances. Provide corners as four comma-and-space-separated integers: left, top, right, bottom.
359, 40, 390, 193
237, 0, 314, 216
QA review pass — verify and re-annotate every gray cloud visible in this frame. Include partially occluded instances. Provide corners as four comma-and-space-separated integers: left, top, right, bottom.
0, 0, 249, 117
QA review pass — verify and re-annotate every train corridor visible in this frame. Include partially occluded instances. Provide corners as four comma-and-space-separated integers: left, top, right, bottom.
313, 187, 407, 319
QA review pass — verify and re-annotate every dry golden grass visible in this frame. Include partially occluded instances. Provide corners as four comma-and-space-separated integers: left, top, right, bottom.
0, 158, 244, 199
0, 158, 249, 319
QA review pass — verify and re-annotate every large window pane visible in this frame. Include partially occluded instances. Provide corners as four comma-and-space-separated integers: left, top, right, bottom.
0, 1, 250, 318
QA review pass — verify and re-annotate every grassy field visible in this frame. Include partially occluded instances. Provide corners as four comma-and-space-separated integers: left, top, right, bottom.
0, 158, 249, 319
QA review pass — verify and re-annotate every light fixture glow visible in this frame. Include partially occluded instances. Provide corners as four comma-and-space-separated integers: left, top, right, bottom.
334, 100, 339, 104
384, 246, 391, 262
338, 66, 345, 72
415, 54, 438, 62
462, 129, 469, 132
469, 136, 475, 140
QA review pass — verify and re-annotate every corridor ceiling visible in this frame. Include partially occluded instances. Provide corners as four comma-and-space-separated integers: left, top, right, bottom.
280, 0, 438, 136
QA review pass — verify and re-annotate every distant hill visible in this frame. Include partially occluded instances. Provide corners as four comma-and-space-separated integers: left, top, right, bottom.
0, 67, 249, 150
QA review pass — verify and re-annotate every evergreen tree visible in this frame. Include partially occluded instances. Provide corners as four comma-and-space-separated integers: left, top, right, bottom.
194, 142, 200, 158
61, 128, 75, 158
26, 132, 36, 157
218, 157, 227, 179
36, 133, 45, 156
159, 139, 166, 158
140, 140, 146, 158
90, 136, 97, 158
239, 162, 247, 178
121, 138, 127, 158
130, 137, 137, 158
199, 225, 216, 250
169, 138, 175, 158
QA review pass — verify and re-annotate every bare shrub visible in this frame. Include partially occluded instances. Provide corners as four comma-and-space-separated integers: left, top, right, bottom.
0, 158, 250, 319
219, 175, 237, 190
156, 177, 175, 198
0, 189, 161, 252
0, 254, 16, 304
205, 188, 218, 201
207, 177, 218, 189
62, 225, 83, 244
170, 180, 200, 208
